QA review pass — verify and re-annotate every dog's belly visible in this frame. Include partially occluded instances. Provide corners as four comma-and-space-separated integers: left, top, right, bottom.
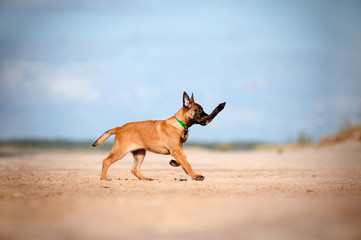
146, 146, 170, 155
127, 143, 170, 155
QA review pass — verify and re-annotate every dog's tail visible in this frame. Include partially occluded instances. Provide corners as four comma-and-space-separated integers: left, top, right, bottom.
92, 128, 117, 147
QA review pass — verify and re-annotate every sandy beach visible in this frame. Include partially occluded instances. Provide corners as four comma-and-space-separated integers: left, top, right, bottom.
0, 141, 361, 240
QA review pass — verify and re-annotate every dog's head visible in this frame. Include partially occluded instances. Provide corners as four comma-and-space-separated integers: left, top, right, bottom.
182, 92, 208, 126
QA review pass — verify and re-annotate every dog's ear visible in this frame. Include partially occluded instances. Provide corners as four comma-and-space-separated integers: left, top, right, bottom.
183, 91, 192, 108
191, 93, 195, 103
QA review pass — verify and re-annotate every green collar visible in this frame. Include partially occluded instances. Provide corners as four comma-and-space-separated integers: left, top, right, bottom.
175, 117, 189, 130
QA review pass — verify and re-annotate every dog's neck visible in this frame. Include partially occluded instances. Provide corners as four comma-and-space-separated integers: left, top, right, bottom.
174, 108, 192, 128
170, 108, 190, 143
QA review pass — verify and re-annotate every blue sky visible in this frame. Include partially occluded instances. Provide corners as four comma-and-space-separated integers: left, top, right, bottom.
0, 0, 361, 142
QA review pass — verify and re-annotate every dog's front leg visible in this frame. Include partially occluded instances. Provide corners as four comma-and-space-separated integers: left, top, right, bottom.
171, 149, 204, 181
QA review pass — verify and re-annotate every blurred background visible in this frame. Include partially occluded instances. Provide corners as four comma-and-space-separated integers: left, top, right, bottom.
0, 0, 361, 145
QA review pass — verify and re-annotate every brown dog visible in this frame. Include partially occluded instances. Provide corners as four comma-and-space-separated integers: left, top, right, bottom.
92, 92, 226, 181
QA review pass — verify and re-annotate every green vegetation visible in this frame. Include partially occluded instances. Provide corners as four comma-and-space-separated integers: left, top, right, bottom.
296, 130, 313, 145
0, 139, 113, 152
185, 141, 262, 151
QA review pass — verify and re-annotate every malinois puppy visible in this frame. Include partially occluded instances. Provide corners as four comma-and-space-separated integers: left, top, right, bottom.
92, 91, 226, 181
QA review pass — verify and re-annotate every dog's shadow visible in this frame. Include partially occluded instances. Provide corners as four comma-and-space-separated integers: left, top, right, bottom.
114, 178, 160, 181
113, 178, 189, 182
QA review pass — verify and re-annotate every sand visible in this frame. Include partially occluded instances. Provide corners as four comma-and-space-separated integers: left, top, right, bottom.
0, 141, 361, 240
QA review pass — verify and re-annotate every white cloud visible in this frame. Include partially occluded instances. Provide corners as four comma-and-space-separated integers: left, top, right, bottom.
44, 76, 99, 102
0, 60, 100, 104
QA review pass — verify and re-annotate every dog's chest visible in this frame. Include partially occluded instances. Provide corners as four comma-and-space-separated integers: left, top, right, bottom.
181, 130, 189, 143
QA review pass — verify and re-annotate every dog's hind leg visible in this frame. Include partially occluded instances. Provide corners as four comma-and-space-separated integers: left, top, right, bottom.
131, 149, 152, 181
101, 150, 127, 181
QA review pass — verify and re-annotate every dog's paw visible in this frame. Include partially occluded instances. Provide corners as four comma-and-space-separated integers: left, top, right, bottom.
169, 159, 181, 167
194, 175, 205, 181
100, 177, 111, 181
